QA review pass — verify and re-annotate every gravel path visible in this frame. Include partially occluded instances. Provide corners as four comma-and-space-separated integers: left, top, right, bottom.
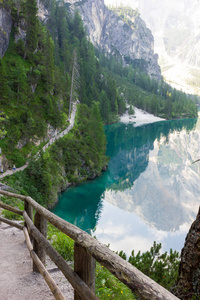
0, 222, 74, 300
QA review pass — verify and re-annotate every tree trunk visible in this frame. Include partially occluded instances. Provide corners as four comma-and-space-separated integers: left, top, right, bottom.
175, 207, 200, 299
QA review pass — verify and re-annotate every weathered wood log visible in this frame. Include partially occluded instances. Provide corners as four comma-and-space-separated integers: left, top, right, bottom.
23, 211, 99, 300
0, 201, 23, 215
24, 199, 33, 243
74, 243, 96, 300
0, 216, 23, 230
0, 190, 179, 300
23, 227, 66, 300
33, 212, 47, 272
0, 190, 26, 201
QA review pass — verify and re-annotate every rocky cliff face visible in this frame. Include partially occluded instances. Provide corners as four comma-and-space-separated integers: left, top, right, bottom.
63, 0, 161, 79
0, 1, 49, 57
105, 0, 200, 94
0, 6, 12, 58
0, 0, 161, 79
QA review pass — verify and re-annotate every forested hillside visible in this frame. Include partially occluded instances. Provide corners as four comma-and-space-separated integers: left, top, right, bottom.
0, 0, 198, 205
0, 0, 124, 169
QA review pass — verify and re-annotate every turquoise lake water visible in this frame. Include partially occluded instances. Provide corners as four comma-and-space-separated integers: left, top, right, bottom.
52, 117, 200, 255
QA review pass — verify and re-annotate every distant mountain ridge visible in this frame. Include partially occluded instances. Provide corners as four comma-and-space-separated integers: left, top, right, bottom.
105, 0, 200, 94
62, 0, 161, 79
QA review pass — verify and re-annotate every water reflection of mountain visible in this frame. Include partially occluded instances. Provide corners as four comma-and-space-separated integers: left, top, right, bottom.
105, 117, 198, 232
54, 117, 198, 235
106, 118, 197, 191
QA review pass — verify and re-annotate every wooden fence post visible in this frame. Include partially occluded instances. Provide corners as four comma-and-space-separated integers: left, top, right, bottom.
24, 199, 33, 223
24, 199, 33, 241
33, 211, 47, 272
74, 242, 96, 300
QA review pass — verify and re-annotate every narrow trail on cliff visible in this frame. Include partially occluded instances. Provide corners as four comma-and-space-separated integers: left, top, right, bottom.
0, 221, 74, 299
0, 103, 77, 180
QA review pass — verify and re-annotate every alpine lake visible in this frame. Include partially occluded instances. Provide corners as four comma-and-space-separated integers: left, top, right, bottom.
52, 115, 200, 256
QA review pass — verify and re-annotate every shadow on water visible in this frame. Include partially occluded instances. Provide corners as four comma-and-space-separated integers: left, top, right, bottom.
52, 117, 198, 233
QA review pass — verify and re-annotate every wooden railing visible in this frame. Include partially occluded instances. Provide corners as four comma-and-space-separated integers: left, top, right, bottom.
0, 190, 179, 300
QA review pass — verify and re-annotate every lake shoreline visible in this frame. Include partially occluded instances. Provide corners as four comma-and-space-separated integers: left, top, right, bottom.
50, 108, 166, 210
120, 107, 166, 126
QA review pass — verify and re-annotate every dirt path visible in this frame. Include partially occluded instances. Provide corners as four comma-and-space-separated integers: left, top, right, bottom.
0, 222, 74, 300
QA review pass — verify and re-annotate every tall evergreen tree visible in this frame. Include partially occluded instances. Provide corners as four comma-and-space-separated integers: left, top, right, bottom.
13, 60, 28, 108
25, 0, 39, 59
73, 10, 85, 41
0, 60, 9, 104
44, 32, 55, 91
89, 102, 106, 155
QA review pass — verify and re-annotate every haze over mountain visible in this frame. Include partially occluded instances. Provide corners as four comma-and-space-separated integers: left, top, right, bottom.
105, 0, 200, 95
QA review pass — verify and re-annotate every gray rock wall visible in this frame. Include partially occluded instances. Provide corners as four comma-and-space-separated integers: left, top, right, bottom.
0, 6, 12, 58
65, 0, 161, 79
0, 1, 49, 58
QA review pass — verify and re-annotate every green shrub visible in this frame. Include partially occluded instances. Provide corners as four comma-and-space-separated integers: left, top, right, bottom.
47, 224, 74, 261
127, 241, 180, 290
1, 209, 23, 221
96, 263, 136, 299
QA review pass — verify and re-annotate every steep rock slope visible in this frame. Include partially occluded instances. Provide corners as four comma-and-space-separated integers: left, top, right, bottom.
0, 5, 12, 58
0, 1, 48, 57
63, 0, 161, 79
105, 0, 200, 68
105, 0, 200, 94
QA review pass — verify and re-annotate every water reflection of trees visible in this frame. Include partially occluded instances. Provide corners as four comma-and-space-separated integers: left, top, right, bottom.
52, 177, 106, 233
54, 118, 197, 233
106, 118, 197, 192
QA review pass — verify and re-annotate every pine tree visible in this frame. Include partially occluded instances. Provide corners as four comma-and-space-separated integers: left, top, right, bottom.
25, 0, 39, 59
0, 60, 9, 104
73, 10, 85, 41
13, 60, 28, 108
89, 102, 106, 154
100, 89, 111, 124
44, 32, 55, 91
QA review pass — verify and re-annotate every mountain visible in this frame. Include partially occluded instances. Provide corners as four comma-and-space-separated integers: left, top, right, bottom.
105, 0, 200, 95
62, 0, 161, 79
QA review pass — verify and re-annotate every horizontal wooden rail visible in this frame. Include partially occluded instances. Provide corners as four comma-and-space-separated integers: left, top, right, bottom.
0, 216, 23, 230
0, 189, 179, 300
23, 227, 66, 300
0, 201, 23, 215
